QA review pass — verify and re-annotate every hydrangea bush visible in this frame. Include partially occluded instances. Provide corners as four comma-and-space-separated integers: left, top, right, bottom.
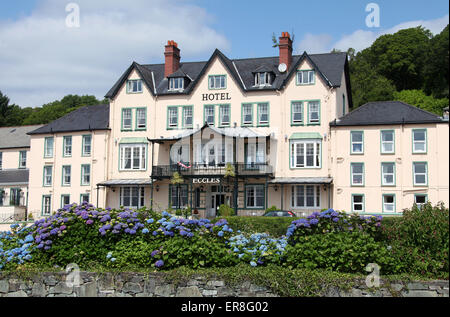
0, 224, 35, 270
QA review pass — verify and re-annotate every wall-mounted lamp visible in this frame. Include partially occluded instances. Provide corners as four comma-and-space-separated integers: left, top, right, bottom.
274, 185, 278, 192
155, 184, 160, 192
112, 187, 115, 193
284, 134, 288, 142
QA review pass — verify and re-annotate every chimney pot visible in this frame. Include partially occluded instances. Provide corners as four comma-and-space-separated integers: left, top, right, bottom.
279, 31, 293, 71
165, 40, 181, 77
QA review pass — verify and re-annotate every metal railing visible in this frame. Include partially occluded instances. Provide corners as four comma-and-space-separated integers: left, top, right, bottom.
152, 163, 273, 178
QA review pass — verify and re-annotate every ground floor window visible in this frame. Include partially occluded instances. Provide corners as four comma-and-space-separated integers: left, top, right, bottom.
291, 185, 321, 208
169, 184, 188, 209
0, 189, 4, 206
352, 194, 365, 212
10, 188, 21, 206
80, 194, 90, 204
42, 195, 52, 216
120, 187, 145, 209
61, 195, 70, 208
382, 194, 395, 212
245, 185, 265, 209
414, 194, 428, 207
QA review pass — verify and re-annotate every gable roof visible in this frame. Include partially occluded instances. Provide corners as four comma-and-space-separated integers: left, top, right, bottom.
0, 125, 43, 149
28, 104, 110, 135
330, 101, 447, 127
105, 50, 349, 100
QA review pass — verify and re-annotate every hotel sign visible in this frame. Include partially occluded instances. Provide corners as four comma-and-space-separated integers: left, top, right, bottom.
192, 178, 221, 184
202, 93, 231, 102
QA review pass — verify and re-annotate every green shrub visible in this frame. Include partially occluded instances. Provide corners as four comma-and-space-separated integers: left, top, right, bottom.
284, 231, 397, 274
105, 239, 161, 269
265, 205, 279, 213
217, 204, 235, 217
382, 202, 449, 277
212, 216, 298, 237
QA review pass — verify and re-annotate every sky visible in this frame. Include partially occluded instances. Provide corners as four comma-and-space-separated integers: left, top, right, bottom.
0, 0, 448, 108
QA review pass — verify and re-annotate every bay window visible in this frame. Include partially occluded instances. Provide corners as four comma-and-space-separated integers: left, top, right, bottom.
120, 187, 145, 209
119, 144, 147, 171
291, 185, 321, 208
290, 140, 321, 168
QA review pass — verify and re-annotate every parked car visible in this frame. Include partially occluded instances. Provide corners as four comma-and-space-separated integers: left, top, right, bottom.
263, 210, 295, 217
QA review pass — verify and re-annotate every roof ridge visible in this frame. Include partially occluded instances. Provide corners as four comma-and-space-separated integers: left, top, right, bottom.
395, 100, 442, 118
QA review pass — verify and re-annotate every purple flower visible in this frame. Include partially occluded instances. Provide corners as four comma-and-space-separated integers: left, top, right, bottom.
86, 220, 94, 225
151, 250, 159, 257
332, 218, 339, 222
310, 218, 319, 225
155, 260, 164, 268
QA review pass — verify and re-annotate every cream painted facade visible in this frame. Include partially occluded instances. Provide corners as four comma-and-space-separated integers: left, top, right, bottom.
21, 35, 449, 220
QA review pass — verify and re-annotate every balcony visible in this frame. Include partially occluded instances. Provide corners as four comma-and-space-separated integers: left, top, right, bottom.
152, 163, 273, 179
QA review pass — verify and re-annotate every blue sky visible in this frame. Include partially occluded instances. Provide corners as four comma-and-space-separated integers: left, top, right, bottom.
0, 0, 448, 107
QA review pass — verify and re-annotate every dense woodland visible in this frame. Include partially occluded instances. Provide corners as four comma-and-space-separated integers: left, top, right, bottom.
0, 25, 448, 128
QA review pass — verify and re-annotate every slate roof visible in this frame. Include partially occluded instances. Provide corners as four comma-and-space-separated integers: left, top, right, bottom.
105, 49, 350, 100
330, 101, 447, 127
28, 104, 110, 135
0, 125, 43, 149
0, 169, 29, 186
269, 177, 333, 184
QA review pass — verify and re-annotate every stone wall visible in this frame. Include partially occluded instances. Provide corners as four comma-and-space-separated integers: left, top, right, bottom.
0, 272, 448, 297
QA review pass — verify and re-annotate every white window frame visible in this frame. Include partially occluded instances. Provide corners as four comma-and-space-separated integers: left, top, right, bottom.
412, 129, 427, 153
413, 162, 428, 186
242, 104, 253, 125
183, 106, 193, 128
292, 102, 303, 124
219, 105, 230, 126
44, 137, 54, 158
291, 185, 321, 209
43, 166, 53, 187
350, 131, 364, 154
19, 151, 27, 169
381, 130, 395, 154
383, 194, 395, 213
205, 105, 215, 126
119, 144, 147, 171
351, 163, 364, 186
290, 140, 321, 169
381, 163, 395, 186
81, 165, 91, 186
168, 107, 178, 128
61, 195, 70, 208
352, 194, 365, 213
82, 135, 92, 157
254, 72, 271, 87
80, 194, 90, 204
169, 77, 184, 91
245, 185, 265, 209
122, 109, 132, 130
127, 79, 142, 93
297, 70, 315, 85
136, 108, 147, 129
63, 136, 72, 157
414, 194, 427, 207
258, 103, 269, 125
120, 187, 145, 209
42, 195, 52, 216
308, 101, 320, 124
209, 75, 226, 89
62, 166, 71, 186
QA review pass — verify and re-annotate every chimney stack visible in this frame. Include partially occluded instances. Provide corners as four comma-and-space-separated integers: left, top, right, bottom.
279, 32, 292, 71
164, 40, 181, 78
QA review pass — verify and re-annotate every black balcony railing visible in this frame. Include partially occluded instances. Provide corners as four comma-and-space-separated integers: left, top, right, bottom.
152, 163, 272, 178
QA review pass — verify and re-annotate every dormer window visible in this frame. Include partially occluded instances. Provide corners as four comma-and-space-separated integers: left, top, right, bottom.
127, 80, 143, 93
296, 70, 315, 85
254, 72, 272, 87
169, 77, 184, 91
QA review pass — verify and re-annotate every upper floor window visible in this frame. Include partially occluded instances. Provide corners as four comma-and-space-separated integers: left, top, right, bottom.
290, 140, 321, 169
182, 106, 193, 128
307, 101, 320, 125
169, 77, 184, 91
254, 72, 271, 87
204, 105, 215, 126
242, 104, 253, 126
62, 165, 71, 186
136, 108, 147, 130
44, 137, 54, 158
127, 80, 142, 93
291, 101, 303, 125
381, 162, 395, 186
63, 136, 72, 157
412, 129, 427, 153
82, 135, 92, 157
81, 164, 91, 186
122, 109, 132, 131
350, 131, 364, 154
413, 162, 428, 186
381, 130, 395, 154
219, 105, 230, 127
297, 70, 315, 85
351, 163, 364, 186
119, 144, 147, 171
209, 75, 226, 90
168, 107, 178, 129
245, 142, 266, 167
257, 103, 269, 126
18, 151, 27, 169
43, 165, 53, 187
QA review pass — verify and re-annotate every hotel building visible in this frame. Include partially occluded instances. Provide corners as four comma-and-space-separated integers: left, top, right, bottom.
7, 32, 448, 222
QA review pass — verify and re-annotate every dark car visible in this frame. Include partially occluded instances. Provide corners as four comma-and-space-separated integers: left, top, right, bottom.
263, 210, 295, 217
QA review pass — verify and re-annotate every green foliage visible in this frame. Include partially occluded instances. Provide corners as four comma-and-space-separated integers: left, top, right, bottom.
212, 216, 298, 237
224, 163, 236, 178
104, 239, 160, 269
284, 231, 397, 274
265, 205, 279, 213
217, 204, 235, 217
381, 202, 449, 278
170, 172, 183, 185
394, 89, 449, 116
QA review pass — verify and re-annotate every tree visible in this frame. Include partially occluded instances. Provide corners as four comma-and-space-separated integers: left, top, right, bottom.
393, 89, 449, 116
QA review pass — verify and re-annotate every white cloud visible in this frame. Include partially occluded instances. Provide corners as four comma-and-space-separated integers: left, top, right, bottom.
296, 14, 449, 54
0, 0, 230, 107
